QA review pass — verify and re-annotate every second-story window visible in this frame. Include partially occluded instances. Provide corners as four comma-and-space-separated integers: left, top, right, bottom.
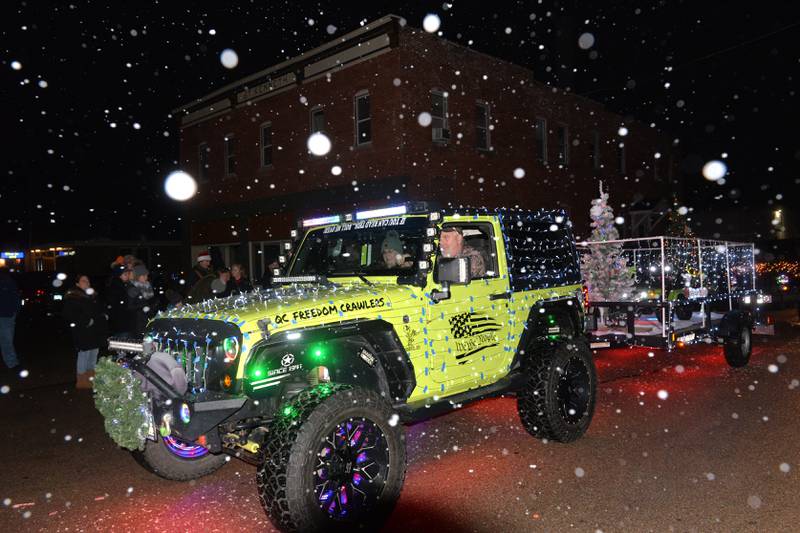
198, 142, 209, 182
355, 92, 371, 145
475, 102, 490, 150
557, 125, 569, 165
224, 134, 236, 176
310, 107, 325, 134
592, 131, 601, 170
260, 122, 272, 167
431, 90, 449, 142
535, 118, 548, 164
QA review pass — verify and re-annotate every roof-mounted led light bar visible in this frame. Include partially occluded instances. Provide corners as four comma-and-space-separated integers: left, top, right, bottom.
302, 214, 341, 227
355, 205, 407, 220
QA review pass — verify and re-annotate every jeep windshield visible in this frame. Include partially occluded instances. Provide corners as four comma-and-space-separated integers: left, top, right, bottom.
290, 216, 427, 278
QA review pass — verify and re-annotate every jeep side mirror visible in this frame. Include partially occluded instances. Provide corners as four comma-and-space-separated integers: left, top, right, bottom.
437, 257, 471, 285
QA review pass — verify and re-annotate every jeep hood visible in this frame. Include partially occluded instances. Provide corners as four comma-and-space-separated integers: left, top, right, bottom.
155, 281, 424, 338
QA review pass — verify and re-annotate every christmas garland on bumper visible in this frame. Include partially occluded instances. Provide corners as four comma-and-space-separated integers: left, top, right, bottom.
93, 357, 151, 451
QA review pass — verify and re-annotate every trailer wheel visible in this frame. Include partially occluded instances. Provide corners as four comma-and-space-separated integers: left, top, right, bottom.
517, 341, 597, 443
724, 325, 751, 367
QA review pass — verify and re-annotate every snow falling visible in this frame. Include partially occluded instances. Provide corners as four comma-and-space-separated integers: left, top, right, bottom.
2, 2, 799, 532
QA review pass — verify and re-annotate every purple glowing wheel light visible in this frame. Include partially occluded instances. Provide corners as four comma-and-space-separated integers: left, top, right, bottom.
163, 435, 209, 459
313, 417, 389, 520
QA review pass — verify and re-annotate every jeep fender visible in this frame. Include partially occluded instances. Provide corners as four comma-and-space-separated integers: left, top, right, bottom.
512, 297, 584, 368
246, 320, 416, 405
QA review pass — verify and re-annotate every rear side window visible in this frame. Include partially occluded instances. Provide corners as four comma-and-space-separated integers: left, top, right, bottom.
498, 209, 581, 291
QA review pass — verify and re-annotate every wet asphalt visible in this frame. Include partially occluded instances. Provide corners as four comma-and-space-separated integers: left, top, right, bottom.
0, 311, 798, 532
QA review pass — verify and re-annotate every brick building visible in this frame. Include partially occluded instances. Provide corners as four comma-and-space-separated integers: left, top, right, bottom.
175, 14, 677, 278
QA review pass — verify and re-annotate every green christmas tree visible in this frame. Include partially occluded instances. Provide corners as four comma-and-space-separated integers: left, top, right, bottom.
665, 198, 694, 237
581, 182, 635, 302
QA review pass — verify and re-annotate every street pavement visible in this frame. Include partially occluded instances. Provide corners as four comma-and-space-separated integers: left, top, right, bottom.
1, 311, 798, 532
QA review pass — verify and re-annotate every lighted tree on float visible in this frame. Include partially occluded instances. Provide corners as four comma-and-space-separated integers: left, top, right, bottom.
581, 182, 635, 306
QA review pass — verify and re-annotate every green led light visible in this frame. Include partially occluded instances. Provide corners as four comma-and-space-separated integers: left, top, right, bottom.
309, 343, 329, 361
254, 369, 263, 378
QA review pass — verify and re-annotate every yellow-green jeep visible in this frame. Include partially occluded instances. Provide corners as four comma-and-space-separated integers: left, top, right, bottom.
98, 202, 595, 532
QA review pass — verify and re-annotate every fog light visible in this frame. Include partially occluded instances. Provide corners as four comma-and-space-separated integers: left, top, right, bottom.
179, 403, 191, 424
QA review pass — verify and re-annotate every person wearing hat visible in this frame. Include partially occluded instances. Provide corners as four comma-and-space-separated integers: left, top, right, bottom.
127, 264, 156, 336
439, 226, 487, 278
105, 264, 135, 337
185, 250, 213, 296
380, 230, 413, 269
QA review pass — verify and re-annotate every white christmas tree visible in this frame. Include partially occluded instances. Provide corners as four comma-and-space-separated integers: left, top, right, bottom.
581, 182, 635, 302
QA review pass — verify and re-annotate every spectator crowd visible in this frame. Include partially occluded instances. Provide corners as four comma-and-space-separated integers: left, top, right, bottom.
0, 249, 259, 389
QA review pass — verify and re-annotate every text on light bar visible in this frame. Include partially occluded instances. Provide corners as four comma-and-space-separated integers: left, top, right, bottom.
303, 215, 341, 227
355, 205, 407, 220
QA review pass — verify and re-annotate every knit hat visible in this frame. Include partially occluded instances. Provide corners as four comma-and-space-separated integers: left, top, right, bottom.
381, 230, 403, 253
196, 252, 212, 263
133, 264, 149, 278
441, 226, 463, 235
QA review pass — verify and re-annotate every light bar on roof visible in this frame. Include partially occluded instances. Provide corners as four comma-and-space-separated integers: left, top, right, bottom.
302, 214, 341, 227
355, 205, 407, 220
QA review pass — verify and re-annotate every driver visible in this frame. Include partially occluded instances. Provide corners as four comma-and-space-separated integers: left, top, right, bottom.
381, 230, 413, 269
439, 226, 486, 278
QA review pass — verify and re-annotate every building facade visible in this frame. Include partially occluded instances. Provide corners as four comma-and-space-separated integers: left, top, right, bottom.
175, 15, 676, 278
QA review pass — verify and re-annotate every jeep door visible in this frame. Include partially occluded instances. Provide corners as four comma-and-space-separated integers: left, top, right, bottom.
426, 220, 512, 395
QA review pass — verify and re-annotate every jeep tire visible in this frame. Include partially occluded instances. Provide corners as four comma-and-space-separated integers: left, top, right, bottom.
517, 340, 597, 443
257, 385, 406, 532
134, 436, 227, 481
723, 324, 752, 367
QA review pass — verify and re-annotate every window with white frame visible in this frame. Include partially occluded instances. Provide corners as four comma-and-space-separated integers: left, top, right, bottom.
354, 92, 371, 145
557, 125, 569, 165
534, 118, 548, 164
310, 107, 325, 134
224, 134, 236, 176
260, 123, 272, 167
475, 102, 490, 150
198, 142, 209, 182
591, 131, 601, 170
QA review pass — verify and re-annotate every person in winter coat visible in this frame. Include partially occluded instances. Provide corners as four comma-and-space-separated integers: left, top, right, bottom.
105, 264, 135, 337
127, 264, 157, 336
0, 268, 21, 370
226, 263, 253, 296
185, 252, 213, 295
62, 275, 108, 389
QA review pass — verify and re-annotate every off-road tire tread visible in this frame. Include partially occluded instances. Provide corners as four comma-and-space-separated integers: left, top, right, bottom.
133, 438, 227, 481
256, 385, 406, 532
517, 340, 596, 443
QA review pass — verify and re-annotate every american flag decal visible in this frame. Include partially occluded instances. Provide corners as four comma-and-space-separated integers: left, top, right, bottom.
448, 312, 501, 339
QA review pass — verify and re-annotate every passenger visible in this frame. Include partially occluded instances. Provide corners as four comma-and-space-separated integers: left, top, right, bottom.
381, 231, 413, 269
439, 226, 486, 278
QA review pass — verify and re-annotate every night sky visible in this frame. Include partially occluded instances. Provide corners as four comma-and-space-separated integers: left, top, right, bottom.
3, 1, 798, 249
